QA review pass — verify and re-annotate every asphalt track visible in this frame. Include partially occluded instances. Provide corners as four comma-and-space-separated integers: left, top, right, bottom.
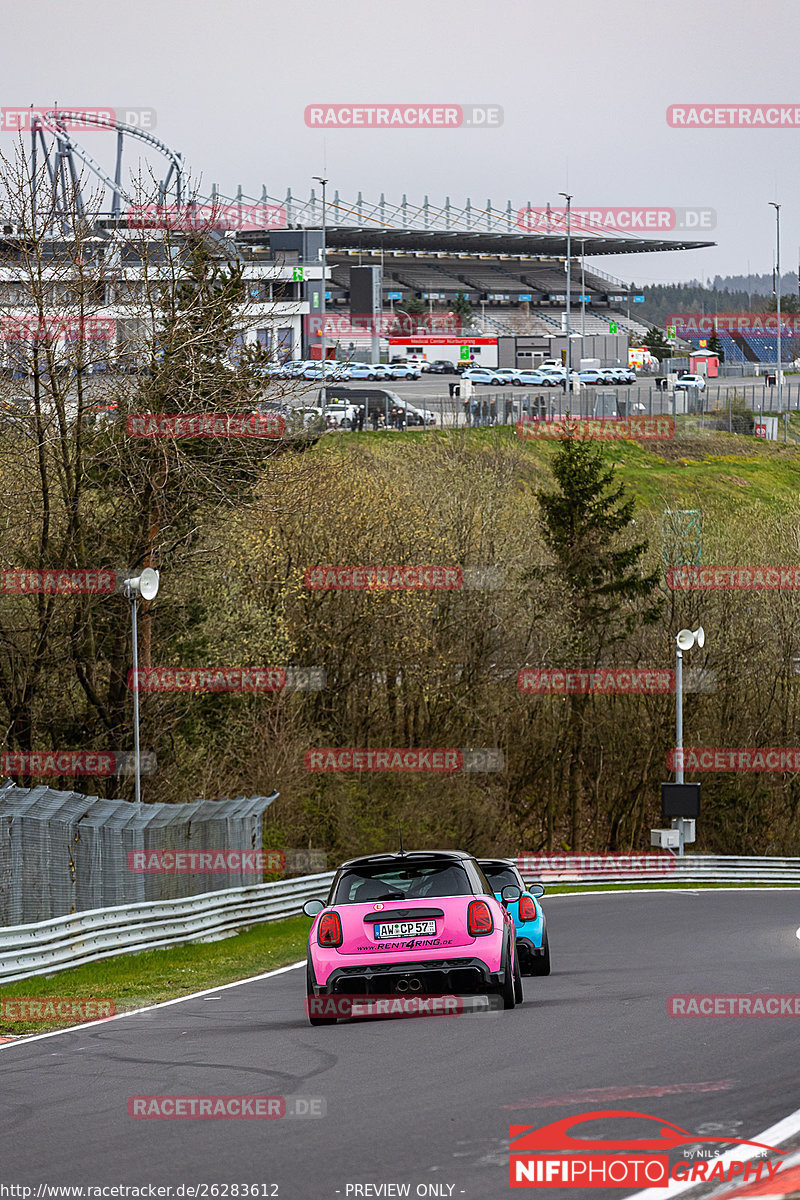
1, 891, 799, 1200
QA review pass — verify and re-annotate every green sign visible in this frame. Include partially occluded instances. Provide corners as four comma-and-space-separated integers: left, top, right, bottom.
292, 266, 304, 281
609, 321, 617, 334
459, 345, 470, 360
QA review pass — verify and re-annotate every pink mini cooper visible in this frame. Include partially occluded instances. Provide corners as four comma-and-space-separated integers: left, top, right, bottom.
303, 850, 523, 1025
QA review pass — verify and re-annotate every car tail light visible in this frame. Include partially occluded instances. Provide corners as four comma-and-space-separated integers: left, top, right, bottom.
317, 911, 343, 947
467, 900, 494, 937
519, 895, 538, 922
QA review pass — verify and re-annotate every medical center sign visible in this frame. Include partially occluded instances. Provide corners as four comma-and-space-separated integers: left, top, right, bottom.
508, 1109, 784, 1189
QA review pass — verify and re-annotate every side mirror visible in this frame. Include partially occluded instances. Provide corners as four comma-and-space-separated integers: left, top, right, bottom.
303, 899, 325, 918
501, 884, 522, 903
528, 883, 545, 897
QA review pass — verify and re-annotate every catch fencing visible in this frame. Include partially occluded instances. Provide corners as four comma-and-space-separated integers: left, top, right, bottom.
0, 782, 279, 925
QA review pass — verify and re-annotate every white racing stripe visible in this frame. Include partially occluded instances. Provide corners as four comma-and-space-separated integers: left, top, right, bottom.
623, 1106, 800, 1200
0, 960, 305, 1051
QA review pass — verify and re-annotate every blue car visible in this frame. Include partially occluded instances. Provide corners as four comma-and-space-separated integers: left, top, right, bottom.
478, 858, 550, 976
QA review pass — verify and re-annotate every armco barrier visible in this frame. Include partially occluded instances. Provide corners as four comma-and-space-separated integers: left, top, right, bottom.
0, 872, 335, 985
2, 857, 800, 986
517, 853, 800, 886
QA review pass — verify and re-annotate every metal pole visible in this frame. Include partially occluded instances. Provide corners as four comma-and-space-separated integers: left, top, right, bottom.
131, 593, 141, 805
560, 192, 572, 400
581, 240, 586, 349
314, 175, 328, 404
771, 202, 783, 414
675, 643, 684, 855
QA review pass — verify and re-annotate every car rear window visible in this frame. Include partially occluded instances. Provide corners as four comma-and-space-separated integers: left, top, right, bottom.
479, 865, 520, 891
331, 859, 473, 904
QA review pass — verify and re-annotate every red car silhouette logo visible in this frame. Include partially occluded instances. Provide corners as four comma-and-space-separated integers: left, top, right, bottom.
510, 1110, 784, 1155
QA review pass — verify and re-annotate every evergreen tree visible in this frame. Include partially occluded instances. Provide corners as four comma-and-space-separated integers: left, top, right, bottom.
536, 433, 662, 848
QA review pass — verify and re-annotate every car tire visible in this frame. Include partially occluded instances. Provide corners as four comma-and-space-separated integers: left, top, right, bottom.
306, 961, 337, 1026
498, 941, 517, 1010
529, 930, 551, 976
513, 950, 524, 1004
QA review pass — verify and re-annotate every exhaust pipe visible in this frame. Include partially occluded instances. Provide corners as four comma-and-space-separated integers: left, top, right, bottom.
408, 977, 422, 992
395, 979, 409, 993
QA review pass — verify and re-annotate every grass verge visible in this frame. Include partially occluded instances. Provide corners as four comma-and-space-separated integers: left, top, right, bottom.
0, 914, 308, 1037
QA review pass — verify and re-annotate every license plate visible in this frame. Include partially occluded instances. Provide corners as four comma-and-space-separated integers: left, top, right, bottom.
374, 920, 436, 939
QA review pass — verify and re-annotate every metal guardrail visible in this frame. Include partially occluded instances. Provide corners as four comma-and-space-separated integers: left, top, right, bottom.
0, 872, 335, 985
1, 856, 799, 985
517, 854, 800, 886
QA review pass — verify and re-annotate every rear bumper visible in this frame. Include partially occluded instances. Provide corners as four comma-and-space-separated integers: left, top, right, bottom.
516, 938, 546, 968
310, 956, 504, 997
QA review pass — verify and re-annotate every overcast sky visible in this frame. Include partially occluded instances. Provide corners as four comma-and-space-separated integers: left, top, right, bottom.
1, 0, 797, 287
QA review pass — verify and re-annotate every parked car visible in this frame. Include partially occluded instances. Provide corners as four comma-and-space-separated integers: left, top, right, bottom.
675, 373, 707, 391
577, 369, 604, 385
477, 859, 550, 976
303, 849, 523, 1024
462, 368, 504, 385
426, 360, 458, 375
386, 363, 422, 380
495, 369, 524, 384
515, 370, 550, 387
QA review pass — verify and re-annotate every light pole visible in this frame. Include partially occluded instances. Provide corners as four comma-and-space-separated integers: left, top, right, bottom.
769, 202, 782, 411
580, 239, 586, 348
313, 175, 328, 404
123, 568, 160, 804
675, 625, 705, 855
559, 192, 573, 400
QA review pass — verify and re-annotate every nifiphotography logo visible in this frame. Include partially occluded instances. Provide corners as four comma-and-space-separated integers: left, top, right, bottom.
508, 1109, 784, 1188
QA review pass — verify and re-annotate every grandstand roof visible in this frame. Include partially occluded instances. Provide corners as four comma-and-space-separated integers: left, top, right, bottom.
322, 226, 714, 258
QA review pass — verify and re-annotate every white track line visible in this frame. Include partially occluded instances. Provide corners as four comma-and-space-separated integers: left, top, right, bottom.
0, 960, 305, 1051
623, 1107, 800, 1200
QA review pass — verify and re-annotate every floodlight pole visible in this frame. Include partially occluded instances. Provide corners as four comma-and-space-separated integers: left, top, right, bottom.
675, 640, 684, 855
314, 176, 328, 405
770, 202, 782, 413
129, 590, 142, 804
560, 192, 573, 399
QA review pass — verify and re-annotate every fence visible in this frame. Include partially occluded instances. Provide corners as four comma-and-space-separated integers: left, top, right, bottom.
0, 782, 280, 924
1, 855, 798, 986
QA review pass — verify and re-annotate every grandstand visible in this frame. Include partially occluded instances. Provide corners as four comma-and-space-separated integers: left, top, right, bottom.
682, 331, 796, 364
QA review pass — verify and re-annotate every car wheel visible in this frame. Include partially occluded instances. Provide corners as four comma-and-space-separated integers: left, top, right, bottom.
497, 942, 517, 1010
529, 930, 551, 976
513, 950, 524, 1004
306, 961, 337, 1026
